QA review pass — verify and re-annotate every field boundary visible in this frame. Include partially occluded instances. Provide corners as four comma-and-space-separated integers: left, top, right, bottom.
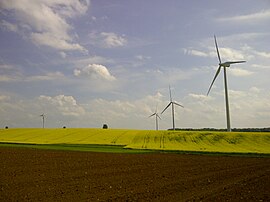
1, 142, 270, 157
0, 142, 152, 154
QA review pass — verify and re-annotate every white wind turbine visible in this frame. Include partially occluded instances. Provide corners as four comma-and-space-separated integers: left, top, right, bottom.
161, 86, 184, 130
40, 114, 45, 128
207, 35, 246, 132
149, 106, 161, 131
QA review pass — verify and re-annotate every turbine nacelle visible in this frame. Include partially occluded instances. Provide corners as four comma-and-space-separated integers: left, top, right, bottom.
149, 112, 161, 119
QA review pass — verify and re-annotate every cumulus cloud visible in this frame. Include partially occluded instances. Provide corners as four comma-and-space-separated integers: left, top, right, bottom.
38, 95, 85, 117
74, 64, 116, 81
89, 32, 127, 48
0, 0, 89, 52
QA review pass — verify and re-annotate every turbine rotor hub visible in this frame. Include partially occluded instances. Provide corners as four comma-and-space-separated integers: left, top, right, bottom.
220, 62, 230, 67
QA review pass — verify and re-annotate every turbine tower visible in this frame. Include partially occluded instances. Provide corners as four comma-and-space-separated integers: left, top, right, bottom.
207, 35, 246, 132
40, 114, 45, 128
149, 106, 161, 131
161, 86, 184, 130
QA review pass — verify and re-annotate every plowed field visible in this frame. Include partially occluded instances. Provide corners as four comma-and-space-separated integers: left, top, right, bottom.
0, 147, 269, 201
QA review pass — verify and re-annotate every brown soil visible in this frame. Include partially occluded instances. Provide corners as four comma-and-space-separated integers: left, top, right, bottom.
0, 147, 269, 202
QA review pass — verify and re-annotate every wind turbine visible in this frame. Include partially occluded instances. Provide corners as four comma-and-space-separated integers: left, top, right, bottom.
161, 86, 184, 130
40, 114, 45, 128
149, 106, 161, 130
207, 35, 246, 132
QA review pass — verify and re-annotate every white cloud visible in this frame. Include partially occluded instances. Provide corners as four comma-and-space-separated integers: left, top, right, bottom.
253, 50, 270, 58
135, 55, 151, 60
183, 87, 270, 128
188, 93, 213, 101
249, 87, 261, 93
89, 32, 127, 48
251, 64, 270, 69
0, 66, 65, 82
75, 56, 115, 67
0, 88, 269, 129
0, 75, 17, 82
218, 9, 270, 23
148, 67, 199, 85
101, 32, 127, 48
86, 93, 166, 129
183, 48, 208, 57
183, 46, 246, 61
59, 51, 67, 58
74, 64, 116, 81
0, 20, 18, 32
38, 95, 85, 117
229, 90, 247, 98
0, 95, 10, 101
0, 0, 89, 52
229, 68, 254, 77
31, 32, 86, 52
26, 71, 65, 81
217, 48, 246, 61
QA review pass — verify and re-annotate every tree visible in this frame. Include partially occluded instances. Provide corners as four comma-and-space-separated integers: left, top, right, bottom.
103, 124, 108, 129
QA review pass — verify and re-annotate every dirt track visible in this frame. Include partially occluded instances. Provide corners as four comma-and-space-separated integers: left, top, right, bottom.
0, 147, 269, 201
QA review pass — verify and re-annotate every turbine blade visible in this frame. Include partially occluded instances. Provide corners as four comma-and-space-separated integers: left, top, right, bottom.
226, 61, 246, 65
149, 113, 156, 118
214, 35, 222, 64
157, 114, 161, 120
161, 102, 172, 114
207, 65, 222, 96
173, 102, 184, 108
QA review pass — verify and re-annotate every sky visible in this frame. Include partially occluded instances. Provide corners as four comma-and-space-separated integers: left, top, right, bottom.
0, 0, 270, 129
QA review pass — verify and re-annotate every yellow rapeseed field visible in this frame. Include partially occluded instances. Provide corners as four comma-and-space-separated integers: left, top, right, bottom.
0, 128, 269, 154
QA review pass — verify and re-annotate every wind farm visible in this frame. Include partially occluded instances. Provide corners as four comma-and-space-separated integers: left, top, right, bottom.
0, 47, 268, 202
1, 1, 270, 201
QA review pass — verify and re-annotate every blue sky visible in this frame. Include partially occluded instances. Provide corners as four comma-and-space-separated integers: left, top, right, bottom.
0, 0, 270, 129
